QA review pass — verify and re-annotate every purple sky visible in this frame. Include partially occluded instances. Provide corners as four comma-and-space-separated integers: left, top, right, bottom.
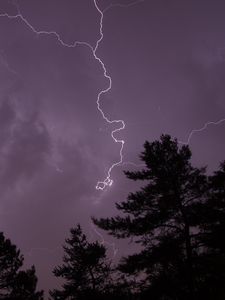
0, 0, 225, 295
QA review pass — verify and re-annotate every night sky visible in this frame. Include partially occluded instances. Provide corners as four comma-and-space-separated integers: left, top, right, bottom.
0, 0, 225, 295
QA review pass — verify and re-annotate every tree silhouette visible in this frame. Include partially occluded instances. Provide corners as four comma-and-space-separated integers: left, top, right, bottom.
203, 161, 225, 252
93, 134, 210, 299
0, 232, 43, 300
50, 224, 112, 300
195, 161, 225, 299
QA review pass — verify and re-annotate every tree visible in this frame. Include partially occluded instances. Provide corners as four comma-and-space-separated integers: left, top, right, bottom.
203, 161, 225, 252
93, 134, 209, 299
50, 224, 112, 300
0, 232, 43, 300
195, 161, 225, 299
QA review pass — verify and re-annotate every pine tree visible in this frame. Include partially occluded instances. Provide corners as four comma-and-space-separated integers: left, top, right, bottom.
93, 134, 208, 299
0, 232, 43, 300
204, 161, 225, 252
50, 224, 112, 300
196, 161, 225, 299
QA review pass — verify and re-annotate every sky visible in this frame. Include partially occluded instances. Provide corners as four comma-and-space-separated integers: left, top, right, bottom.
0, 0, 225, 295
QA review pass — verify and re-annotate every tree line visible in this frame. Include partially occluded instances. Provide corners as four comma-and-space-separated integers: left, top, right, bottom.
1, 134, 225, 299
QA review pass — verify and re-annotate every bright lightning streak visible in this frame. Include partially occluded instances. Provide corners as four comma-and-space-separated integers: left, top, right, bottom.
179, 118, 225, 145
0, 12, 93, 49
94, 0, 145, 190
0, 0, 144, 191
90, 222, 118, 259
93, 0, 125, 190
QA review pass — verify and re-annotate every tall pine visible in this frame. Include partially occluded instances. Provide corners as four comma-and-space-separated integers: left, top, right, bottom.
93, 135, 208, 299
50, 224, 112, 300
196, 161, 225, 299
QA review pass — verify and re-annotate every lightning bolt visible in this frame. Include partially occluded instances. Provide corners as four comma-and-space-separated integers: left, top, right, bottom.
94, 0, 145, 190
90, 222, 118, 259
179, 118, 225, 145
93, 0, 125, 191
0, 0, 145, 191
